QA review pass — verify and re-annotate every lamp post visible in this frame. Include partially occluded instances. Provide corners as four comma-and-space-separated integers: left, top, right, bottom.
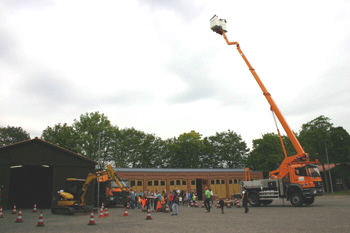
322, 140, 333, 193
97, 131, 104, 208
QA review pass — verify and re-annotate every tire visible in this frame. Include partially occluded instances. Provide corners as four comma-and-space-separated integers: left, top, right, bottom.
290, 192, 304, 207
260, 200, 273, 205
304, 196, 315, 205
248, 192, 260, 207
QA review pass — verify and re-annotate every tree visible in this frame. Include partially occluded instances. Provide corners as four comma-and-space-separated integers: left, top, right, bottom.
73, 111, 117, 166
113, 128, 164, 168
299, 115, 333, 192
205, 130, 249, 168
41, 123, 80, 153
0, 126, 30, 146
247, 133, 285, 178
164, 131, 203, 168
328, 127, 350, 190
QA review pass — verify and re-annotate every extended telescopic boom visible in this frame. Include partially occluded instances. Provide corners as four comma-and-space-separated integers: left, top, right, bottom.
210, 15, 310, 178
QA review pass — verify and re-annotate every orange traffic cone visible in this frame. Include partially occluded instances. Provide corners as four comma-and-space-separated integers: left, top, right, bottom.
0, 206, 4, 218
98, 207, 104, 218
123, 209, 129, 216
32, 203, 37, 213
36, 211, 45, 227
165, 204, 170, 213
15, 209, 23, 223
104, 208, 110, 217
11, 205, 17, 214
145, 209, 152, 220
88, 211, 96, 225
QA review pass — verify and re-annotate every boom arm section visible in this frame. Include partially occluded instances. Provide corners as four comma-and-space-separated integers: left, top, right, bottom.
221, 31, 306, 158
78, 165, 128, 206
106, 165, 128, 192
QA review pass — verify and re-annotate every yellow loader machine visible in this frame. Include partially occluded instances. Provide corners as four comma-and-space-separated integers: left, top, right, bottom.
51, 165, 130, 215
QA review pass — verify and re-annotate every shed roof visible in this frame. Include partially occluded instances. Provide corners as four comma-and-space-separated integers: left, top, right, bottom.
114, 167, 248, 173
0, 137, 97, 165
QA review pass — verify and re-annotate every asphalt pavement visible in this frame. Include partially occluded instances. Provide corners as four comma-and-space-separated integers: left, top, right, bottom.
1, 195, 349, 233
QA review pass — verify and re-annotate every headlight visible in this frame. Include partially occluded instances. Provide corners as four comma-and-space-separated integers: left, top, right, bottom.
313, 190, 317, 194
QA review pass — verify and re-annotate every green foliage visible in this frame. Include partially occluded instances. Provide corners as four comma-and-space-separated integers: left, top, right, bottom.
205, 130, 249, 168
329, 127, 350, 164
113, 128, 164, 168
299, 115, 333, 162
72, 111, 116, 166
0, 126, 30, 146
41, 123, 80, 153
5, 112, 350, 173
164, 131, 204, 168
247, 133, 284, 177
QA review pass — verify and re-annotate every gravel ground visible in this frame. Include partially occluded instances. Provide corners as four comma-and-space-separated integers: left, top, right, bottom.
1, 195, 349, 233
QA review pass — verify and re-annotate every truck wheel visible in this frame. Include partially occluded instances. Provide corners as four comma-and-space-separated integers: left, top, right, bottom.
248, 192, 260, 207
304, 196, 314, 205
290, 192, 304, 207
260, 200, 273, 205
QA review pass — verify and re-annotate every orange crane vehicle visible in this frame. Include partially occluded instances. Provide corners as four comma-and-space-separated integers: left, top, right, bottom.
210, 15, 324, 207
52, 165, 130, 214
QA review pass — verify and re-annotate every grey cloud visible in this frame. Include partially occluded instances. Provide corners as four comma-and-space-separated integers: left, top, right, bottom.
0, 28, 18, 64
2, 0, 55, 9
138, 0, 204, 21
98, 90, 154, 106
19, 70, 74, 104
166, 50, 220, 104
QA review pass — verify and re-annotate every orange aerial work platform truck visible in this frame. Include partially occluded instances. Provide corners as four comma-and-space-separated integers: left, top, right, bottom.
210, 15, 324, 207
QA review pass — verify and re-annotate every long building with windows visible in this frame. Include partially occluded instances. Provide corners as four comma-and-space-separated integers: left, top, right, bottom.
115, 168, 263, 200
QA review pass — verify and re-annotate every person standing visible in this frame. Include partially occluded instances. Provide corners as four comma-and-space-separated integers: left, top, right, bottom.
204, 187, 211, 212
168, 191, 174, 211
130, 189, 135, 209
171, 190, 179, 216
219, 198, 225, 214
242, 186, 249, 213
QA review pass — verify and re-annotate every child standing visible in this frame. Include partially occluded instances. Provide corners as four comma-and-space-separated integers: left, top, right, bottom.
219, 198, 225, 214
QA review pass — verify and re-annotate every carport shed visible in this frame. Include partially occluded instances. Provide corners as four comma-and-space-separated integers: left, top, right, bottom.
0, 138, 97, 209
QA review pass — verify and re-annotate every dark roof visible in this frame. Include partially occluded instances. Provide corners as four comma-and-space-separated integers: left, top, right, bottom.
114, 167, 247, 173
0, 137, 97, 165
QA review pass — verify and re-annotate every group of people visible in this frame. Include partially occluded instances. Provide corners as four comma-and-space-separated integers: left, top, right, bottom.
128, 188, 201, 216
128, 186, 249, 216
203, 186, 249, 214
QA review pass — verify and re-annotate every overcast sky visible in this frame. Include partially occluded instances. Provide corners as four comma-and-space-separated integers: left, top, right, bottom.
1, 0, 349, 148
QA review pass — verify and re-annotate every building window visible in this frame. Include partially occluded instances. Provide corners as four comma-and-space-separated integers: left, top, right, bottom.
147, 181, 152, 186
234, 179, 238, 184
191, 180, 196, 185
170, 180, 175, 185
211, 180, 215, 185
229, 180, 233, 184
161, 181, 165, 186
176, 180, 181, 185
154, 180, 159, 186
335, 178, 343, 185
221, 180, 225, 184
216, 180, 220, 184
182, 180, 187, 185
137, 181, 142, 186
130, 180, 136, 186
